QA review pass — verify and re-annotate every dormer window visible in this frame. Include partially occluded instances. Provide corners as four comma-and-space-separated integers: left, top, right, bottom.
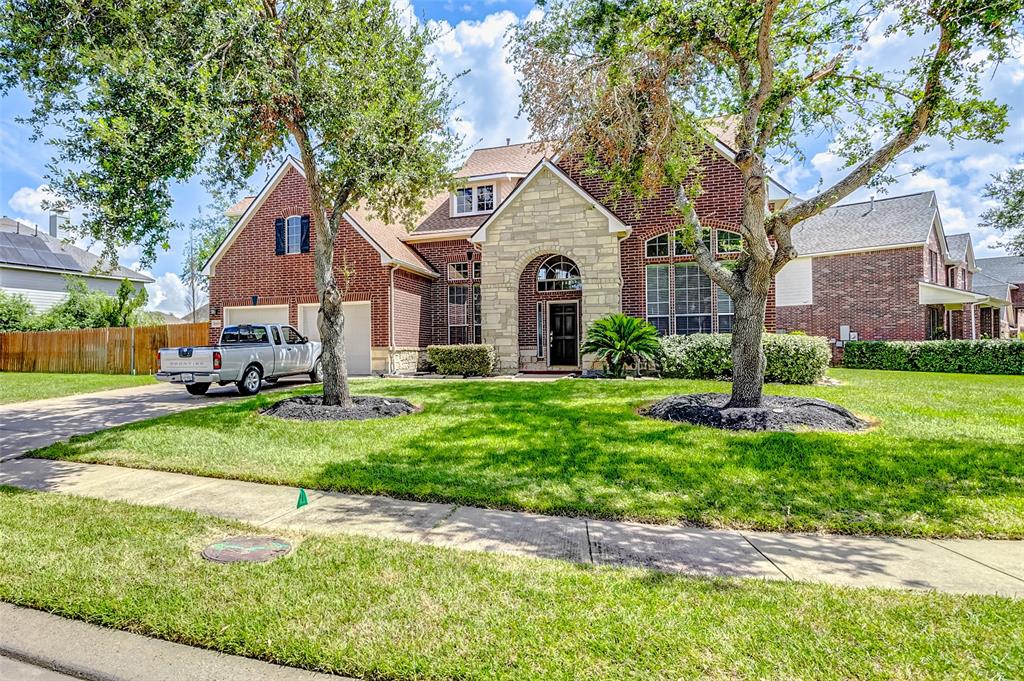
454, 184, 496, 215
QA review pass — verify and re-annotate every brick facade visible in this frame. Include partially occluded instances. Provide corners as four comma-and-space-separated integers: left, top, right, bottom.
776, 247, 928, 341
208, 149, 766, 373
207, 166, 405, 364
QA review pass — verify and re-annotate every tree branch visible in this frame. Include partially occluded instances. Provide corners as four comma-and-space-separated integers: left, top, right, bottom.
775, 22, 953, 228
757, 51, 846, 150
675, 186, 738, 296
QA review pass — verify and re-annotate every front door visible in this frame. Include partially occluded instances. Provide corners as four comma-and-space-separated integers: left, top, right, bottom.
548, 303, 579, 367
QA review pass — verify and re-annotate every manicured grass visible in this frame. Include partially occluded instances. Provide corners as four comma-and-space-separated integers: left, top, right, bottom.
36, 369, 1024, 538
2, 487, 1020, 680
0, 371, 156, 404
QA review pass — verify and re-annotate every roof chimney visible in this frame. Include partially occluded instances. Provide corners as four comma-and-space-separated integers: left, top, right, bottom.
506, 137, 510, 146
49, 211, 69, 238
868, 196, 875, 213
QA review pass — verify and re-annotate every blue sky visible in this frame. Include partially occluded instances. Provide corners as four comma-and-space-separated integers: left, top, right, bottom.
1, 1, 1022, 315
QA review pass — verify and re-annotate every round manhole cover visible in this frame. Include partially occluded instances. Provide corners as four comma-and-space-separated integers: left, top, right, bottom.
201, 536, 291, 563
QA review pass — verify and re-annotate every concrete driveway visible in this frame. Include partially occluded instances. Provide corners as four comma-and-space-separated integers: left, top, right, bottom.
0, 377, 313, 460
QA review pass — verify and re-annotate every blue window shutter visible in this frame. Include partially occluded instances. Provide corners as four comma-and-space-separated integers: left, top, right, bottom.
300, 215, 310, 253
274, 218, 285, 255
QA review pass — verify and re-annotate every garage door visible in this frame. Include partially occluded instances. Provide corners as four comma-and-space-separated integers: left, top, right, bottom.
223, 305, 289, 327
299, 302, 371, 375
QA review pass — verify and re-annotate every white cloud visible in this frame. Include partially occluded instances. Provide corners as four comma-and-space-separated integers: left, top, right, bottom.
135, 267, 194, 317
427, 10, 533, 151
7, 184, 61, 227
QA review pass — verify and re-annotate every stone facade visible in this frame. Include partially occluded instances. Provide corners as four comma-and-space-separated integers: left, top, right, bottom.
476, 166, 625, 373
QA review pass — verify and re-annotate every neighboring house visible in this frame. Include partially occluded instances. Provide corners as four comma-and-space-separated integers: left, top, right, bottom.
0, 215, 153, 311
204, 135, 795, 374
774, 192, 1017, 349
179, 302, 210, 323
974, 255, 1023, 338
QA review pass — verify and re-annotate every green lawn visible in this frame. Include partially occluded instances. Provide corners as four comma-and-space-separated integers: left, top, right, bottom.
2, 487, 1020, 680
0, 372, 156, 404
36, 369, 1024, 538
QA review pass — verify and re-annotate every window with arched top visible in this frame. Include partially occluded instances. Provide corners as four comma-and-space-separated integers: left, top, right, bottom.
537, 255, 582, 291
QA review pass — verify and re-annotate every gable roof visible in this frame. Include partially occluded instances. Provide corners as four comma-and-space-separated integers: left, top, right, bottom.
0, 217, 152, 282
944, 233, 971, 261
790, 192, 939, 256
470, 158, 628, 244
976, 255, 1024, 285
972, 270, 1017, 302
203, 157, 435, 278
458, 142, 554, 179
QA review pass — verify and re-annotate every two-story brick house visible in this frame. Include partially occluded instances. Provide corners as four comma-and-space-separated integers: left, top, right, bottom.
773, 192, 1017, 349
203, 136, 793, 374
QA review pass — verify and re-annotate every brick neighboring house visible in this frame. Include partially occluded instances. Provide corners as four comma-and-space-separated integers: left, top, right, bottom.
774, 192, 1018, 352
973, 255, 1023, 338
203, 135, 794, 374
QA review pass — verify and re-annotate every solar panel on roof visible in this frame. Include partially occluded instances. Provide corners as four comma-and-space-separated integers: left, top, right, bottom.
0, 231, 84, 272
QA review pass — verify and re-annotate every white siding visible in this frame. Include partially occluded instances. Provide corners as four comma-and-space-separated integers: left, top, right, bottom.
774, 257, 814, 307
0, 266, 144, 312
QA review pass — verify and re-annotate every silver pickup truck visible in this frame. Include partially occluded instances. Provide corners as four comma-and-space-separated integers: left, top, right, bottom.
156, 323, 323, 396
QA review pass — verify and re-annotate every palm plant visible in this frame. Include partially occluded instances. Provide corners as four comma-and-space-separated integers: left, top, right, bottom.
581, 314, 662, 378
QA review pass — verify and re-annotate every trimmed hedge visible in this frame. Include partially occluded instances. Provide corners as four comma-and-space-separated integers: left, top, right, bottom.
660, 333, 830, 384
843, 340, 1024, 375
426, 344, 495, 376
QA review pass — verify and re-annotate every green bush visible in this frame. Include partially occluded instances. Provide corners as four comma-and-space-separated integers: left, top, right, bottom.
660, 333, 830, 384
843, 340, 1024, 375
427, 344, 495, 376
580, 313, 662, 378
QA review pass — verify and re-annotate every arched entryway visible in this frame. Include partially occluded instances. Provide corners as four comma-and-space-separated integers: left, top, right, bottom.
518, 253, 583, 370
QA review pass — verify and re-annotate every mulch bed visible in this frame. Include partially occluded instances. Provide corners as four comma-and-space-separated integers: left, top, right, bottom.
642, 393, 870, 433
260, 395, 419, 422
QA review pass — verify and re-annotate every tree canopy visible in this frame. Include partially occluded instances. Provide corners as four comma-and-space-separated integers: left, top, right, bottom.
981, 162, 1024, 255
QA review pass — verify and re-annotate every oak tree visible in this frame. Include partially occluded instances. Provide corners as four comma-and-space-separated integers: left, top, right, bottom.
513, 0, 1022, 406
1, 0, 459, 406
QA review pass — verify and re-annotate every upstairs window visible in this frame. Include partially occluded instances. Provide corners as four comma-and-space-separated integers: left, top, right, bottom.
537, 255, 581, 291
454, 184, 496, 215
286, 215, 302, 254
716, 230, 743, 254
455, 188, 474, 214
674, 228, 712, 256
645, 234, 669, 258
448, 262, 469, 280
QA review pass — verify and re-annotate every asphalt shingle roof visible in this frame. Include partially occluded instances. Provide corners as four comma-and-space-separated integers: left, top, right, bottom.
944, 233, 972, 262
976, 255, 1024, 285
972, 271, 1016, 301
789, 192, 939, 256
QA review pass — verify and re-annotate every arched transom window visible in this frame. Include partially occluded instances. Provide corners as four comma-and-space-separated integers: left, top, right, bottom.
537, 255, 581, 291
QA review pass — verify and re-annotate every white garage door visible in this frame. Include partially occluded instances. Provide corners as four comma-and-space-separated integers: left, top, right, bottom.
299, 302, 371, 375
223, 305, 289, 326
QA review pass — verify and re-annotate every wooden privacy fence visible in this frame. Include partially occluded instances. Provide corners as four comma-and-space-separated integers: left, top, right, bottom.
0, 322, 210, 375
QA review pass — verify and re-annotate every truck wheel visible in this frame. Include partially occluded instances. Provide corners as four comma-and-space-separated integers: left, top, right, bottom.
185, 382, 210, 396
237, 365, 263, 396
309, 358, 323, 383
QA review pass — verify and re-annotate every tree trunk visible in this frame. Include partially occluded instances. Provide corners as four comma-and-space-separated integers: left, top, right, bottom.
318, 282, 351, 408
728, 288, 768, 408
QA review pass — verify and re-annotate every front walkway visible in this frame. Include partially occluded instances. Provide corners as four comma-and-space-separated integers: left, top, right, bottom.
2, 457, 1021, 597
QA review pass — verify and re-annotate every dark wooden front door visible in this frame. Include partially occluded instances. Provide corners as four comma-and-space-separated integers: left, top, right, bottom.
548, 303, 578, 366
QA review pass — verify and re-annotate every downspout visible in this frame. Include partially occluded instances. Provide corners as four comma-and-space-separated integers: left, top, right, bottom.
388, 265, 396, 375
970, 303, 977, 339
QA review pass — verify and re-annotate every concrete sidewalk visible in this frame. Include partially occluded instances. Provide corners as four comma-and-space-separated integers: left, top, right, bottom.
2, 457, 1022, 597
0, 378, 313, 460
0, 602, 352, 681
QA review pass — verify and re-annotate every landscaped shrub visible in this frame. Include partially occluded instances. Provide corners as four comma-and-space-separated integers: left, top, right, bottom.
660, 333, 830, 384
843, 340, 1024, 375
581, 314, 662, 377
426, 344, 495, 376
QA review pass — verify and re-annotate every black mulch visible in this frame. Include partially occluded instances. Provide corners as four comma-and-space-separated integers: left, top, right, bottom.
260, 395, 419, 422
642, 393, 871, 432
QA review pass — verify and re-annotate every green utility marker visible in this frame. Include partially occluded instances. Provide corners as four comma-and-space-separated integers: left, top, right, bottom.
297, 488, 308, 509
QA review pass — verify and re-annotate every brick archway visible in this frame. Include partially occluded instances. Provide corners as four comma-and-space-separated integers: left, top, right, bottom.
518, 253, 583, 371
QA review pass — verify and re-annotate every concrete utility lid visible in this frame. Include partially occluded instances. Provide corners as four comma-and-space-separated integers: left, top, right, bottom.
201, 536, 291, 563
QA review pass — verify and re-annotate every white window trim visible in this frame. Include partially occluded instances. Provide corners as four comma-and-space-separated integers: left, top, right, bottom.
285, 214, 302, 255
447, 262, 469, 281
715, 229, 743, 255
645, 263, 670, 332
645, 234, 670, 259
447, 283, 470, 344
451, 183, 496, 217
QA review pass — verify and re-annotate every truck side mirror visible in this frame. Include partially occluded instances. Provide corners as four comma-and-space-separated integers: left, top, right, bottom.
301, 336, 309, 344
